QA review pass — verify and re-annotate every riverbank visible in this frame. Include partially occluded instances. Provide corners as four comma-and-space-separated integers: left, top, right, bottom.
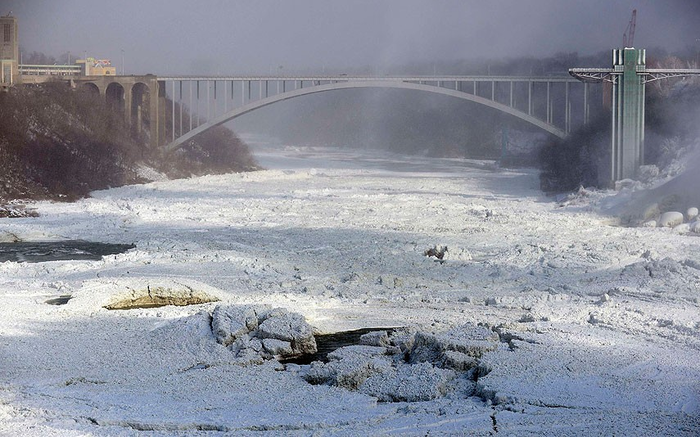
0, 83, 259, 209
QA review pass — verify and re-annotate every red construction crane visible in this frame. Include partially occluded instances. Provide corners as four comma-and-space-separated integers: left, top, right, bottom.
623, 9, 637, 47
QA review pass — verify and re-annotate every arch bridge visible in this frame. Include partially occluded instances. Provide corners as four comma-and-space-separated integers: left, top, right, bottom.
66, 74, 591, 154
38, 49, 700, 184
157, 75, 591, 153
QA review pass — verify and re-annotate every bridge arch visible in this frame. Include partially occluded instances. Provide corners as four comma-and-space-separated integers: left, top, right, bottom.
105, 82, 125, 113
165, 80, 566, 152
80, 82, 100, 95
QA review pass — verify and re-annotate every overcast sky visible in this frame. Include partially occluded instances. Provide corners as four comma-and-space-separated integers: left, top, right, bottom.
5, 0, 700, 75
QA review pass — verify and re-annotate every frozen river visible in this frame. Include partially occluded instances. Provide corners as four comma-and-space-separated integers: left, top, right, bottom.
0, 144, 698, 435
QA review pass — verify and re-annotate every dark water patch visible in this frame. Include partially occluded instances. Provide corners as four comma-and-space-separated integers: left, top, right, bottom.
0, 241, 135, 263
282, 327, 400, 365
46, 295, 72, 305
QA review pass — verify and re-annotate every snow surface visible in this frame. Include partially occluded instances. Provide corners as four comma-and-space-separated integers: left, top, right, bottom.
1, 142, 699, 435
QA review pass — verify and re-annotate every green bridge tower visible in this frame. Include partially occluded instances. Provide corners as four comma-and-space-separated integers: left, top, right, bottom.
611, 48, 646, 182
571, 49, 700, 186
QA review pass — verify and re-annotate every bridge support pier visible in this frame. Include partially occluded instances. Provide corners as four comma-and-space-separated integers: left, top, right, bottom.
610, 48, 645, 183
158, 81, 166, 148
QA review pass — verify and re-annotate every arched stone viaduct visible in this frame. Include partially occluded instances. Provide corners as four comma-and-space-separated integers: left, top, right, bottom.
70, 75, 166, 149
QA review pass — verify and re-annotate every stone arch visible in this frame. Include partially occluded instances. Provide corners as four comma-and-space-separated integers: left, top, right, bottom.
105, 82, 125, 114
80, 82, 100, 95
165, 81, 567, 153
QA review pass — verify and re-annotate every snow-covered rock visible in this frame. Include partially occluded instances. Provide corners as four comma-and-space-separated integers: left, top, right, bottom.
359, 330, 390, 347
304, 346, 393, 390
408, 324, 499, 366
0, 231, 19, 243
262, 338, 294, 356
360, 362, 458, 402
302, 324, 496, 402
687, 207, 699, 221
658, 211, 684, 228
212, 305, 260, 346
257, 310, 317, 355
211, 304, 317, 360
673, 223, 691, 234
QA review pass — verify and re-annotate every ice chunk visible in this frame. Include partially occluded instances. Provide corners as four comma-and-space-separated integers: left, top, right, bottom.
691, 221, 700, 233
658, 211, 684, 228
262, 338, 293, 356
408, 324, 499, 365
257, 311, 317, 355
359, 331, 390, 347
360, 362, 457, 402
211, 305, 260, 346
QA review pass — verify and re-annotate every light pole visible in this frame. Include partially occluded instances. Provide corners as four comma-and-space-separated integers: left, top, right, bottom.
121, 49, 125, 75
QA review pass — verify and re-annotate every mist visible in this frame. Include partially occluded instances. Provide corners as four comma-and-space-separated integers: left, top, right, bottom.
8, 1, 700, 75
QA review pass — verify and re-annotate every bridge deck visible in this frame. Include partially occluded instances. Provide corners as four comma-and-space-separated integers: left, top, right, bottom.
158, 75, 578, 83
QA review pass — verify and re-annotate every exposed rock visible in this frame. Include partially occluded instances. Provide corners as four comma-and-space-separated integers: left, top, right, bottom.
424, 245, 448, 260
642, 203, 661, 221
104, 285, 219, 310
0, 232, 20, 243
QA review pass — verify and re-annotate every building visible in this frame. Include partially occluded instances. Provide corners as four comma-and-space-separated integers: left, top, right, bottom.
3, 14, 117, 86
75, 57, 117, 76
0, 14, 19, 87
